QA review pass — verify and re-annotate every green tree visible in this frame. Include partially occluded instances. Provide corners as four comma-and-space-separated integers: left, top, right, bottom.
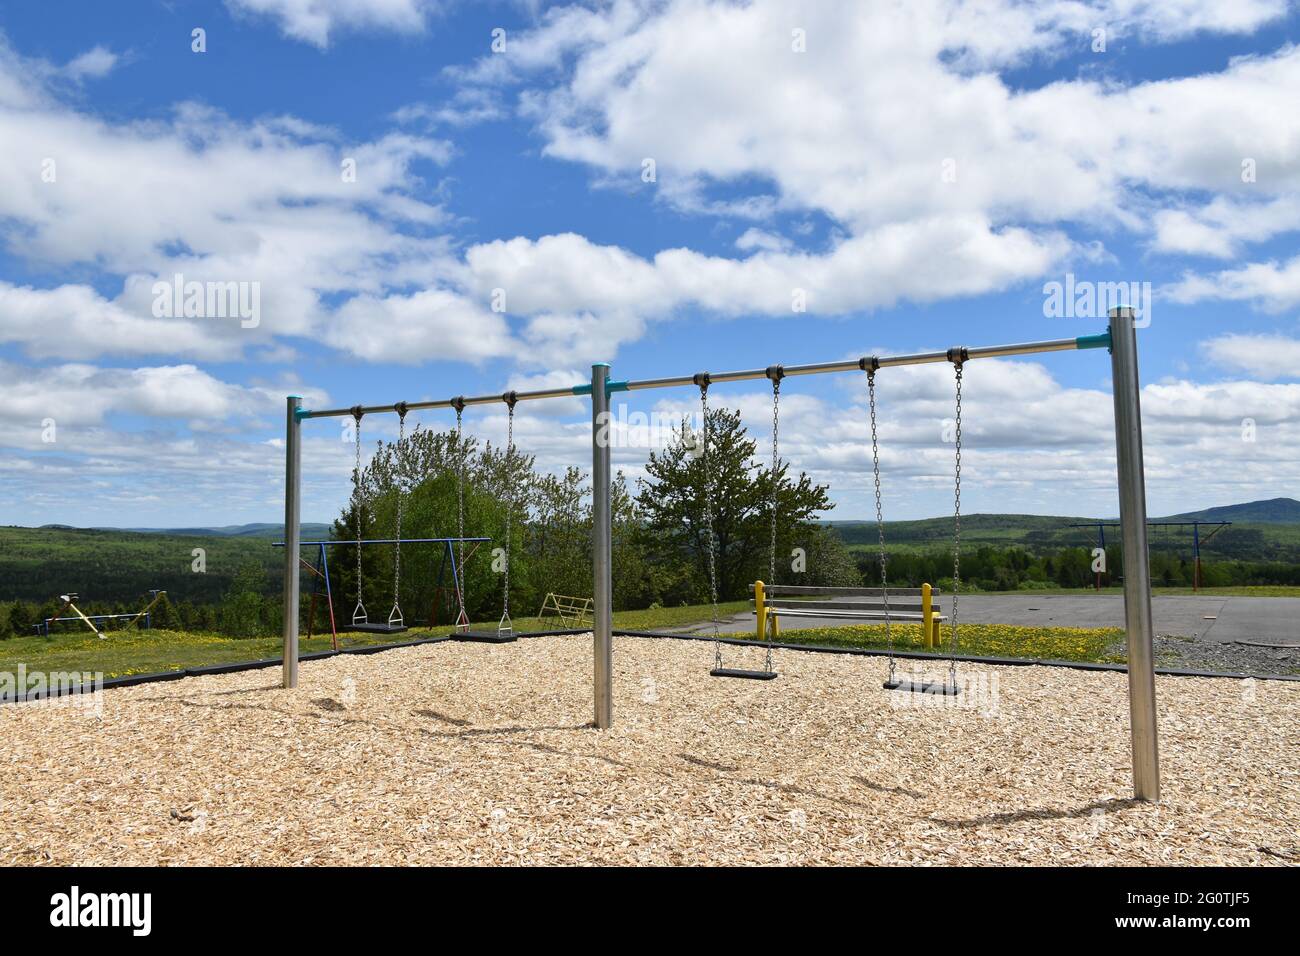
792, 525, 860, 588
340, 422, 536, 624
11, 602, 34, 636
222, 561, 270, 638
148, 591, 178, 629
635, 406, 833, 601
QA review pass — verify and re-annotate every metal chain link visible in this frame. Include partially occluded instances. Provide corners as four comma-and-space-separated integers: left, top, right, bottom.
868, 370, 896, 684
949, 363, 964, 689
455, 406, 467, 627
391, 412, 405, 624
769, 377, 780, 587
764, 375, 780, 675
501, 401, 515, 631
352, 411, 366, 624
699, 384, 723, 670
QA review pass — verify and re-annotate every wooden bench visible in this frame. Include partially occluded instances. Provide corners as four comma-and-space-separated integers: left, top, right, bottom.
753, 582, 945, 648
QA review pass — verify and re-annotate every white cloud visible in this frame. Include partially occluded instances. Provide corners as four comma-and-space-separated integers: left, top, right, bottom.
467, 1, 1300, 236
327, 289, 515, 363
0, 360, 329, 429
225, 0, 435, 48
1165, 254, 1300, 312
0, 282, 247, 361
392, 88, 506, 128
0, 40, 461, 361
1201, 333, 1300, 381
62, 46, 119, 81
735, 228, 792, 254
665, 357, 1300, 518
458, 220, 1069, 362
1151, 196, 1300, 258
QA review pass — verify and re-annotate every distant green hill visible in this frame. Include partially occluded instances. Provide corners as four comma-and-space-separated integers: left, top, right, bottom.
827, 507, 1300, 563
2, 526, 282, 604
66, 522, 336, 539
1159, 498, 1300, 525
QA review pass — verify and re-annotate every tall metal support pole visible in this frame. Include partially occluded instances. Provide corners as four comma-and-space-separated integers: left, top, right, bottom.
1109, 307, 1160, 801
591, 364, 614, 729
282, 396, 303, 689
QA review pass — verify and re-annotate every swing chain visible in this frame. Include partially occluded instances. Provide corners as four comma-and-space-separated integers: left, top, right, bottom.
391, 404, 407, 625
501, 393, 517, 631
698, 379, 723, 670
765, 365, 783, 675
454, 400, 467, 626
868, 366, 895, 684
768, 367, 782, 587
949, 359, 965, 690
351, 407, 366, 624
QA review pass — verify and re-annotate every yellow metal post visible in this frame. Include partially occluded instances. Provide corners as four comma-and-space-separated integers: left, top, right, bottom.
769, 609, 779, 639
125, 590, 167, 630
61, 598, 103, 640
754, 580, 766, 641
921, 583, 933, 649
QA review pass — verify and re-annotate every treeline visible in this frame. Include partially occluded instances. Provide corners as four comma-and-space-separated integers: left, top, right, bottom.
0, 561, 281, 640
863, 544, 1300, 591
833, 517, 1300, 565
0, 526, 277, 604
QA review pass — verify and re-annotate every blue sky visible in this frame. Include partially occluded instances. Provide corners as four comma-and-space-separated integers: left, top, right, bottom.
0, 0, 1297, 527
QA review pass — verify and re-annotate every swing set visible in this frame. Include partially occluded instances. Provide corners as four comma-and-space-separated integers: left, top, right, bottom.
272, 536, 489, 650
280, 307, 1163, 802
312, 396, 523, 646
695, 355, 963, 689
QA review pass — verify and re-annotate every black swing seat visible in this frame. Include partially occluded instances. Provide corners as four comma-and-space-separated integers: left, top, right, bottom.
884, 678, 959, 696
711, 668, 778, 681
351, 622, 408, 635
455, 630, 517, 644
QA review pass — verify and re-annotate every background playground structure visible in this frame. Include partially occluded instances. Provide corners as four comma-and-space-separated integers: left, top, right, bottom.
537, 592, 593, 629
1070, 520, 1232, 591
274, 537, 488, 650
32, 590, 167, 639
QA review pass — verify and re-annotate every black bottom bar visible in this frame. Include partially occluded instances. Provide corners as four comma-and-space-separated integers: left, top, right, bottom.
456, 631, 517, 644
351, 623, 408, 635
710, 668, 778, 681
884, 679, 959, 696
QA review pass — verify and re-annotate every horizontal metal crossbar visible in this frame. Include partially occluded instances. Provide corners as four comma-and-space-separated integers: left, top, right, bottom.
761, 600, 934, 613
295, 333, 1109, 420
762, 608, 939, 621
764, 585, 936, 597
272, 537, 490, 547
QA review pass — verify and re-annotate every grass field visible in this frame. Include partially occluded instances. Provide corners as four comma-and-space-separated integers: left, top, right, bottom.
772, 621, 1122, 662
0, 599, 1128, 691
0, 601, 754, 685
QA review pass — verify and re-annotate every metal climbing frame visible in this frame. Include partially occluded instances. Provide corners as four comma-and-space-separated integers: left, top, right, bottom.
282, 307, 1159, 801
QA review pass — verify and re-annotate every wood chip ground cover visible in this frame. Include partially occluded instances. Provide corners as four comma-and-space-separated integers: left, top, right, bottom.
2, 635, 1295, 866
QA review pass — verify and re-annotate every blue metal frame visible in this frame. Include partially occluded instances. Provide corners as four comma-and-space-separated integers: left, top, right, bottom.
273, 537, 489, 641
34, 612, 151, 637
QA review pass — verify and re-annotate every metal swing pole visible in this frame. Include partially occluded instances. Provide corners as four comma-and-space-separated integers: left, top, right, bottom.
591, 363, 614, 729
1109, 307, 1159, 802
282, 395, 303, 688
